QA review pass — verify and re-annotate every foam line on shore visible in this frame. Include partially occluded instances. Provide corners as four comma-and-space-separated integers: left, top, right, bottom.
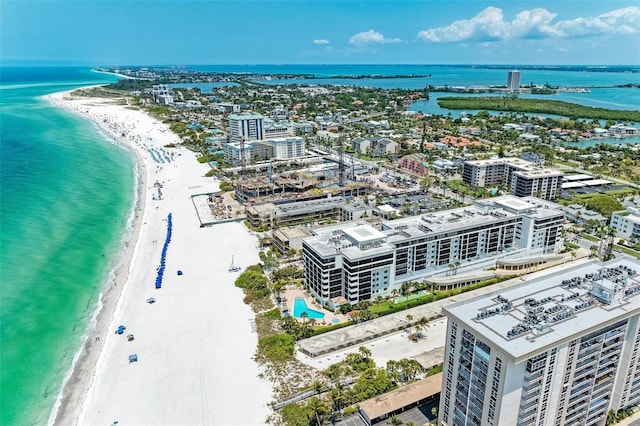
43, 88, 272, 425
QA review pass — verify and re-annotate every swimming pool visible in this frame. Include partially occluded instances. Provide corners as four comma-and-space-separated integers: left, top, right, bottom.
293, 298, 325, 319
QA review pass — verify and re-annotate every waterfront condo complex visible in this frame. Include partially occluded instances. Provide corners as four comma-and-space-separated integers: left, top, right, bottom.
302, 195, 565, 308
439, 257, 640, 426
462, 157, 564, 200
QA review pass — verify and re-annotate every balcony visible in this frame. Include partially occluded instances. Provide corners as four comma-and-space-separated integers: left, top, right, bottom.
578, 346, 600, 358
568, 393, 590, 409
524, 369, 544, 381
520, 399, 539, 412
575, 356, 598, 370
518, 409, 537, 425
588, 396, 609, 412
522, 380, 542, 393
521, 391, 539, 403
570, 382, 592, 397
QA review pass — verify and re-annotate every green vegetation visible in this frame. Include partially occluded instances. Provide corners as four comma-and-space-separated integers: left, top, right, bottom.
614, 244, 640, 260
257, 333, 296, 363
606, 406, 640, 425
426, 363, 443, 377
564, 242, 580, 250
438, 96, 640, 121
219, 181, 234, 192
234, 264, 270, 305
244, 220, 269, 233
371, 276, 513, 315
574, 194, 624, 218
281, 348, 431, 425
280, 403, 310, 426
106, 79, 155, 91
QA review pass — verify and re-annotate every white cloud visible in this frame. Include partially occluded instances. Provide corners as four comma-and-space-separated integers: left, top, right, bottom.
553, 6, 640, 37
417, 6, 639, 43
313, 39, 330, 45
348, 30, 402, 45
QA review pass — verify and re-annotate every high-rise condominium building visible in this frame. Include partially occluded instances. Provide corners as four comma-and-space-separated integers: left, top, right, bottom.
302, 196, 564, 308
462, 158, 564, 200
439, 258, 640, 426
228, 112, 294, 143
508, 70, 521, 92
228, 112, 264, 143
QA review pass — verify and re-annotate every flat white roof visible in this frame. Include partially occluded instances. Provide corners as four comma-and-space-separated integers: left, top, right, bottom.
583, 179, 613, 186
562, 182, 586, 189
343, 224, 386, 244
378, 204, 399, 213
445, 258, 640, 362
563, 174, 594, 181
493, 197, 535, 212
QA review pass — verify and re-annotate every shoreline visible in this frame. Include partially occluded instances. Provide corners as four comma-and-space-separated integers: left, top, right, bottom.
44, 88, 149, 425
44, 88, 273, 425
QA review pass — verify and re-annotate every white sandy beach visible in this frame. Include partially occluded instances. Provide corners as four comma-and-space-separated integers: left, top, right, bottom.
46, 90, 272, 425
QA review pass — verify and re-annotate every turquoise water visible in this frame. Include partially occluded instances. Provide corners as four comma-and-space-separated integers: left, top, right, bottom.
0, 67, 135, 425
293, 298, 325, 319
0, 64, 637, 425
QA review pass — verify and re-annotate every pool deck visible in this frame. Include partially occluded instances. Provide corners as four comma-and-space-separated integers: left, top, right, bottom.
282, 287, 347, 326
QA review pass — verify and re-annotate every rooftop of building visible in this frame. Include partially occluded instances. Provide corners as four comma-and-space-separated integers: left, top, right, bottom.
250, 196, 369, 218
613, 209, 640, 223
229, 112, 263, 120
358, 373, 443, 421
272, 226, 314, 240
513, 168, 564, 178
304, 222, 393, 258
304, 196, 563, 259
382, 196, 562, 240
444, 257, 640, 362
465, 157, 564, 177
224, 136, 305, 149
562, 173, 594, 181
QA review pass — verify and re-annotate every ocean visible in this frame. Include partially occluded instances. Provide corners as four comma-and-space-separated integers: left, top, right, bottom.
0, 67, 134, 425
0, 64, 637, 426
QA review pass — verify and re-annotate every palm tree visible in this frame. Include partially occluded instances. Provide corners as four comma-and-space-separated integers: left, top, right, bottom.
312, 379, 328, 399
307, 318, 317, 337
391, 288, 399, 301
405, 313, 414, 328
329, 382, 348, 412
417, 316, 429, 337
300, 312, 309, 337
358, 345, 372, 362
454, 260, 461, 275
387, 415, 403, 426
306, 396, 328, 426
401, 282, 412, 303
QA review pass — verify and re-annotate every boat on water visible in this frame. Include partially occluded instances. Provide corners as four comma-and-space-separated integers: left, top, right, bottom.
229, 255, 241, 272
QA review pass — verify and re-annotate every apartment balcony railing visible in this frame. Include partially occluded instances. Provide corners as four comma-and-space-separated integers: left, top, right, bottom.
522, 380, 542, 393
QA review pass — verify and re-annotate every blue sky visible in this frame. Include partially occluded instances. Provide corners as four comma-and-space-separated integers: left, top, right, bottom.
1, 1, 639, 65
